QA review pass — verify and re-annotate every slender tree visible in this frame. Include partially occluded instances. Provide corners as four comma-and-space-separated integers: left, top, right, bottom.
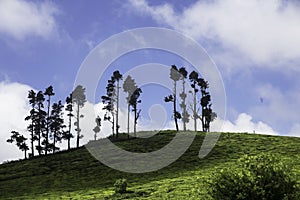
112, 70, 122, 138
35, 91, 46, 155
25, 90, 37, 157
49, 101, 65, 153
63, 93, 74, 150
179, 67, 189, 131
93, 116, 101, 140
102, 79, 116, 137
123, 75, 137, 138
165, 65, 181, 132
129, 88, 142, 137
72, 85, 86, 148
7, 131, 29, 159
189, 71, 200, 132
44, 86, 55, 155
198, 78, 217, 132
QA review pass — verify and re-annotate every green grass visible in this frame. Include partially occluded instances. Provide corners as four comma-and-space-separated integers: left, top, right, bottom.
0, 131, 299, 199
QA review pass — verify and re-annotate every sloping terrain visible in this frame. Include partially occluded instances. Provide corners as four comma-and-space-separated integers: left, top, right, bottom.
0, 131, 299, 199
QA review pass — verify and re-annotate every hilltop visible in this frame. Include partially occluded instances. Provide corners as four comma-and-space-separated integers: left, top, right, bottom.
0, 131, 299, 199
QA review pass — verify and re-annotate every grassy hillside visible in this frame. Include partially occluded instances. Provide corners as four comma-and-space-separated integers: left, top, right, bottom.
0, 131, 299, 199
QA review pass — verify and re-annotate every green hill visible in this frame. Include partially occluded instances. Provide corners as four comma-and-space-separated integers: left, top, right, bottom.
0, 131, 299, 199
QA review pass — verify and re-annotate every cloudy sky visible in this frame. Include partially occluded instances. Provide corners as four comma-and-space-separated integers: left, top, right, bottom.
0, 0, 300, 162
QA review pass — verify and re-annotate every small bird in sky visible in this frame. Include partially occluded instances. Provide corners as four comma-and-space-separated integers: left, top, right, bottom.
260, 97, 264, 103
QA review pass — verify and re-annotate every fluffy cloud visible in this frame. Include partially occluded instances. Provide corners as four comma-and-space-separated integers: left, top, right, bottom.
129, 0, 300, 69
0, 81, 32, 162
0, 0, 59, 40
211, 113, 279, 135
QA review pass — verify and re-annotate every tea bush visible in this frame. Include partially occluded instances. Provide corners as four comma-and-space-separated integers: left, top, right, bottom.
114, 178, 127, 194
209, 153, 299, 200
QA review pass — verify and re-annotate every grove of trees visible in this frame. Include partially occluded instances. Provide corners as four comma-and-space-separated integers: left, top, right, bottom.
165, 65, 216, 132
8, 85, 86, 159
102, 70, 142, 138
7, 65, 216, 159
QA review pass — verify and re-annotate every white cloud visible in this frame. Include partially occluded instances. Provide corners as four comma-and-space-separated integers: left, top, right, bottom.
0, 81, 32, 162
0, 0, 59, 40
211, 113, 279, 135
129, 0, 300, 69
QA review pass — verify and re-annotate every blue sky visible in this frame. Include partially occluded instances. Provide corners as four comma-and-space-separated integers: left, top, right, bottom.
0, 0, 300, 162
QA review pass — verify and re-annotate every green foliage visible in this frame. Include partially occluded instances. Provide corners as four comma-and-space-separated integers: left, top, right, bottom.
0, 132, 300, 199
7, 131, 29, 159
209, 153, 299, 200
114, 178, 127, 194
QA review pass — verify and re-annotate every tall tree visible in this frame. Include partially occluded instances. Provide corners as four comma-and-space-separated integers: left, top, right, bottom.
93, 116, 101, 141
129, 87, 142, 137
198, 78, 216, 132
179, 67, 189, 131
35, 91, 46, 155
63, 93, 74, 150
7, 131, 29, 159
165, 65, 181, 132
123, 75, 137, 138
72, 85, 86, 148
189, 71, 200, 132
102, 79, 116, 137
112, 70, 122, 138
25, 90, 37, 157
44, 86, 55, 155
49, 101, 65, 153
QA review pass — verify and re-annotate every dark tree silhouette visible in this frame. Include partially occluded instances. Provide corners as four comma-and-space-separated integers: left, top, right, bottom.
198, 78, 216, 132
112, 70, 122, 138
25, 90, 37, 157
165, 65, 181, 132
49, 100, 65, 153
63, 93, 74, 150
72, 85, 86, 148
35, 91, 46, 155
44, 86, 55, 155
129, 87, 142, 137
102, 78, 116, 137
189, 71, 200, 132
7, 131, 29, 159
179, 67, 189, 131
123, 75, 137, 138
93, 116, 101, 140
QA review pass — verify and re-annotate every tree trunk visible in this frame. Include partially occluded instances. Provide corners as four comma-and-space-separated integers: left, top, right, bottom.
31, 121, 34, 156
76, 103, 80, 148
193, 87, 197, 132
173, 81, 179, 132
68, 114, 72, 150
134, 105, 137, 137
45, 96, 50, 155
38, 104, 41, 155
182, 80, 186, 131
53, 132, 56, 154
68, 138, 70, 150
202, 112, 205, 132
112, 113, 115, 137
116, 81, 120, 138
24, 149, 27, 159
127, 103, 130, 139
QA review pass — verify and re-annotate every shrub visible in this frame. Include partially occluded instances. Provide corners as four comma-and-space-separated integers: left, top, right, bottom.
114, 178, 127, 194
209, 153, 299, 200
